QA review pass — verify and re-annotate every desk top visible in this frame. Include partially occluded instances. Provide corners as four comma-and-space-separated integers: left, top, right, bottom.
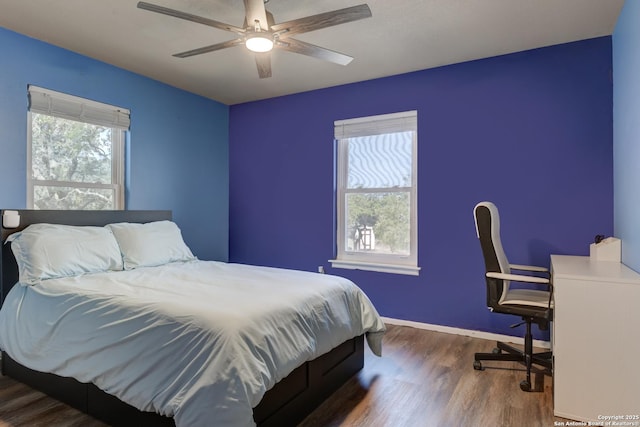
551, 254, 640, 285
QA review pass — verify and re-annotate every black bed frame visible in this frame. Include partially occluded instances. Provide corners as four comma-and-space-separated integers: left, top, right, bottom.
0, 209, 364, 427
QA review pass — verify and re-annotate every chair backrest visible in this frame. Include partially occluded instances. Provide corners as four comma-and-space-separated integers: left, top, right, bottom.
473, 201, 511, 308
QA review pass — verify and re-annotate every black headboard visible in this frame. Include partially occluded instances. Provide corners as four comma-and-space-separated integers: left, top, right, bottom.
1, 209, 172, 306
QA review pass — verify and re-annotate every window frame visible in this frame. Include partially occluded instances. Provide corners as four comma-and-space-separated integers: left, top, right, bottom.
26, 86, 127, 210
330, 111, 420, 276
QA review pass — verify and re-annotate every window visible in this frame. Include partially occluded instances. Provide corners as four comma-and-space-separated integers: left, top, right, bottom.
27, 86, 128, 210
331, 111, 419, 275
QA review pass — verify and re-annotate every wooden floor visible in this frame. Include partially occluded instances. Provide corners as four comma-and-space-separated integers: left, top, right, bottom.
0, 324, 568, 426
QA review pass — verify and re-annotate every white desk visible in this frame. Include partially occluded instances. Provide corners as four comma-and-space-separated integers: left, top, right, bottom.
551, 255, 640, 422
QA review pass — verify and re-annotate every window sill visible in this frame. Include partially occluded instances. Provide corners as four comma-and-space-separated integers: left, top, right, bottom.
329, 259, 420, 276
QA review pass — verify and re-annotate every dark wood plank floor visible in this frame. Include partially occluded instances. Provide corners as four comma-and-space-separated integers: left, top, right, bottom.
0, 324, 568, 426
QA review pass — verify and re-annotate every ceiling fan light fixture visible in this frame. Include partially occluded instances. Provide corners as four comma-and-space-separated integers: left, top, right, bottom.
138, 1, 373, 78
245, 34, 274, 52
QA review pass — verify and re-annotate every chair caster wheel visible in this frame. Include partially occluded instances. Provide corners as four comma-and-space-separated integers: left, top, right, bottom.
492, 347, 501, 354
519, 380, 531, 392
473, 361, 484, 371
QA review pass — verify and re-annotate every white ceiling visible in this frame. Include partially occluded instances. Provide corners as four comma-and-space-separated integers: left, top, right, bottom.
0, 0, 625, 105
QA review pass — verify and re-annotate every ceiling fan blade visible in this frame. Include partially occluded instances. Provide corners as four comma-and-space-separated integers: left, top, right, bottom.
173, 39, 244, 58
277, 38, 353, 66
137, 1, 245, 34
270, 4, 371, 38
255, 53, 272, 79
243, 0, 269, 30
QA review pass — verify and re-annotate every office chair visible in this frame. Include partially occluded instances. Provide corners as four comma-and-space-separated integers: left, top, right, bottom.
473, 201, 553, 392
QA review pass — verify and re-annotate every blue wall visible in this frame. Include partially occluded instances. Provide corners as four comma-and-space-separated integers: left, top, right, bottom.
229, 37, 614, 337
613, 1, 640, 272
0, 28, 229, 261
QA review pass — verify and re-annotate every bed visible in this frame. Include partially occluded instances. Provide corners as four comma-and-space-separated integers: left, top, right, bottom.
0, 209, 385, 427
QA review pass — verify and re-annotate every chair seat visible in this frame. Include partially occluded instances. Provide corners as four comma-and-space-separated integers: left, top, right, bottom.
501, 289, 553, 309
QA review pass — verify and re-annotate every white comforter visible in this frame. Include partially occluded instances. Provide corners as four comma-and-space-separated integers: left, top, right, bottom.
0, 260, 385, 426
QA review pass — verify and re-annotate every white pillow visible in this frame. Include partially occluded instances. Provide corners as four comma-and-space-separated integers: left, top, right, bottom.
7, 223, 124, 285
106, 220, 196, 270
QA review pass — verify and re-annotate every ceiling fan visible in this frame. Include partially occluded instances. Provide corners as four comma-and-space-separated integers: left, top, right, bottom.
137, 1, 372, 79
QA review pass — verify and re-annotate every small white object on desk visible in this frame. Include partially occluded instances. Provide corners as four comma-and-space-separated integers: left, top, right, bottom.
589, 236, 620, 262
2, 210, 20, 228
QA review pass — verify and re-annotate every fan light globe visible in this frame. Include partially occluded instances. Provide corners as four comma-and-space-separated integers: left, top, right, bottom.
245, 35, 274, 53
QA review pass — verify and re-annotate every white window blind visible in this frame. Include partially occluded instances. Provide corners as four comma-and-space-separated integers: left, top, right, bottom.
28, 85, 130, 130
334, 110, 417, 139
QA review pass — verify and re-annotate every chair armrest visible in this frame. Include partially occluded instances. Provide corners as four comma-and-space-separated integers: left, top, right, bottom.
486, 271, 550, 284
487, 272, 554, 313
509, 264, 549, 273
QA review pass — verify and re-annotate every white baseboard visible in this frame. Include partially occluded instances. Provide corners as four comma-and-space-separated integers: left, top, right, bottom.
381, 317, 551, 349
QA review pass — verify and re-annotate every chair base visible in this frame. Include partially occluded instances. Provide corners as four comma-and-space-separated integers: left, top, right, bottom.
473, 319, 552, 392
